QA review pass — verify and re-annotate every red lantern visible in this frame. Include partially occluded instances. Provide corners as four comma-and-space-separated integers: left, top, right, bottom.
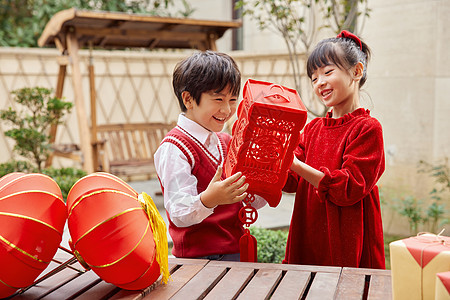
224, 79, 308, 207
66, 172, 169, 290
0, 172, 67, 298
224, 79, 307, 262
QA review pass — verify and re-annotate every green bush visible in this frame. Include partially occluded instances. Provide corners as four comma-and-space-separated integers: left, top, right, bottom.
249, 227, 288, 264
0, 87, 72, 171
0, 160, 36, 176
0, 160, 86, 202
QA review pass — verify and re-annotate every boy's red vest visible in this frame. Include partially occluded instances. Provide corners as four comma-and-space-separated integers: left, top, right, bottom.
160, 126, 243, 258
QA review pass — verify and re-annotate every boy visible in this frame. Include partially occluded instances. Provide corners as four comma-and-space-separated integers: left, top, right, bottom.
154, 51, 265, 261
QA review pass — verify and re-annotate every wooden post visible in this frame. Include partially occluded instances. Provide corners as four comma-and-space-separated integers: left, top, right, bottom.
66, 31, 94, 173
45, 60, 67, 167
88, 43, 99, 171
208, 33, 218, 51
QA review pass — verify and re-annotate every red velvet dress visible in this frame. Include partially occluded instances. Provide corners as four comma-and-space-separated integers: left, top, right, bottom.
283, 108, 386, 269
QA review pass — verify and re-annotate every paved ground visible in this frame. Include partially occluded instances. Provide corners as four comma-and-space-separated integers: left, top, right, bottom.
62, 179, 295, 249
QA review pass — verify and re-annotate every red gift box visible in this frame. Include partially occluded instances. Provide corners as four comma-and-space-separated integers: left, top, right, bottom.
224, 79, 307, 207
436, 271, 450, 300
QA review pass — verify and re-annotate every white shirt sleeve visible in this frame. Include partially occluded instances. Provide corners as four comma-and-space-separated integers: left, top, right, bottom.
154, 142, 214, 228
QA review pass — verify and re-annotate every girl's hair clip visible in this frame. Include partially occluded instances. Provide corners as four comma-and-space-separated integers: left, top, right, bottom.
337, 30, 363, 51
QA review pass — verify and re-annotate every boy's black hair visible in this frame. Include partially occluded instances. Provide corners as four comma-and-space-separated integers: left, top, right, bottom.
172, 50, 241, 112
307, 36, 371, 88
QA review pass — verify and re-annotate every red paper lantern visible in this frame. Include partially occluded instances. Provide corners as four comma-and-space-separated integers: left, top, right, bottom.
66, 172, 168, 290
224, 79, 307, 262
224, 79, 308, 207
0, 172, 66, 298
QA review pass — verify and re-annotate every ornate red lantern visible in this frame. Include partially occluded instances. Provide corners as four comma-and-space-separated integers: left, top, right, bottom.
66, 172, 169, 290
0, 172, 67, 298
225, 79, 308, 207
224, 79, 308, 262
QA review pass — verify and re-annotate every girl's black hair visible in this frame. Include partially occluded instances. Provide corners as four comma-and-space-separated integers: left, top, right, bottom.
172, 50, 241, 112
307, 35, 371, 88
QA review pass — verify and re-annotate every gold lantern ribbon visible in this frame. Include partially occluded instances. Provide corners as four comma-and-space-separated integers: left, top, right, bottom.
138, 192, 170, 284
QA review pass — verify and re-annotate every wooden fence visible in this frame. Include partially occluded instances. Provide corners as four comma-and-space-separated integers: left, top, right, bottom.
0, 47, 309, 167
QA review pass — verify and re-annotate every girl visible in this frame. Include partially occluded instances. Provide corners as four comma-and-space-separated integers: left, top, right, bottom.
283, 30, 385, 269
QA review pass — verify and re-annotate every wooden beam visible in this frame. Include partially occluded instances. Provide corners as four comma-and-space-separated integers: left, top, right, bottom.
66, 32, 94, 173
75, 27, 209, 42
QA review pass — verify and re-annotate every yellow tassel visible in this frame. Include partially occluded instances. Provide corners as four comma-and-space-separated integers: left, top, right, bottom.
138, 192, 170, 284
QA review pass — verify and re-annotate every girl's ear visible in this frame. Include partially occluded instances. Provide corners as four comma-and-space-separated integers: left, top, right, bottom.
352, 62, 364, 81
182, 91, 193, 109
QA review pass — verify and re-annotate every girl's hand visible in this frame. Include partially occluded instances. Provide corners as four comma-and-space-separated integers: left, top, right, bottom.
290, 157, 324, 189
200, 166, 249, 208
290, 156, 302, 172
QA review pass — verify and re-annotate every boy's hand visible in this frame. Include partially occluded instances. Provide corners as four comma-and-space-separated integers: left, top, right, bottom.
200, 166, 249, 208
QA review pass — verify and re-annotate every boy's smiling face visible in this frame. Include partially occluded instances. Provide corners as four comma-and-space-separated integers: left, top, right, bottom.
183, 85, 238, 132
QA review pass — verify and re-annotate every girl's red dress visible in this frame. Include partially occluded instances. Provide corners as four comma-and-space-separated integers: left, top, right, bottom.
283, 108, 386, 268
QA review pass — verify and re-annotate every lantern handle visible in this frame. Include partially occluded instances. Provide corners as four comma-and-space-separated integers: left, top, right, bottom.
264, 84, 290, 103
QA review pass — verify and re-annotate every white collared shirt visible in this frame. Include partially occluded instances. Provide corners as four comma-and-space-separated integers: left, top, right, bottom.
154, 114, 266, 228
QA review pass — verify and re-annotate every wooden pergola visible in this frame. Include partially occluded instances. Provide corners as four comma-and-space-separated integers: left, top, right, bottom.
38, 8, 241, 173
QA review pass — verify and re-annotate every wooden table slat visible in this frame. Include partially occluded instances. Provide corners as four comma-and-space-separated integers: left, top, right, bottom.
340, 267, 391, 276
13, 267, 80, 299
367, 273, 392, 300
270, 270, 311, 300
73, 280, 119, 300
170, 265, 227, 300
141, 262, 207, 299
204, 267, 254, 300
334, 271, 366, 300
41, 270, 102, 300
305, 272, 340, 300
237, 269, 283, 300
106, 261, 189, 300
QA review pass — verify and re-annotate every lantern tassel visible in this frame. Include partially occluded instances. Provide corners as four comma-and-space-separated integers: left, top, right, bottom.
138, 192, 170, 284
240, 228, 257, 262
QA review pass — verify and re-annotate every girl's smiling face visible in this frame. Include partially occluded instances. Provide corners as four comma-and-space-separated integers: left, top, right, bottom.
183, 85, 237, 132
311, 62, 363, 118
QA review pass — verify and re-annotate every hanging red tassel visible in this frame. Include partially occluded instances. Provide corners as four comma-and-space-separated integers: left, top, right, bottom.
240, 228, 257, 262
238, 198, 258, 262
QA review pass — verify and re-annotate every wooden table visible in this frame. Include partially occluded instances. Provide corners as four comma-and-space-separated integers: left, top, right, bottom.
10, 251, 392, 300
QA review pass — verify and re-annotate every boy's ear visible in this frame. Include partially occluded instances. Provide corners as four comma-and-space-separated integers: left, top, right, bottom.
352, 62, 364, 81
182, 91, 193, 109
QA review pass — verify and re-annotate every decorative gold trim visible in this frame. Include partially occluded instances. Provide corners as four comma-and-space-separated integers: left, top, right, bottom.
0, 173, 64, 204
73, 207, 142, 245
0, 277, 20, 290
91, 222, 150, 268
0, 234, 50, 264
73, 249, 91, 270
89, 173, 137, 195
118, 247, 157, 286
67, 172, 137, 199
0, 190, 63, 204
0, 212, 62, 234
68, 189, 137, 217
